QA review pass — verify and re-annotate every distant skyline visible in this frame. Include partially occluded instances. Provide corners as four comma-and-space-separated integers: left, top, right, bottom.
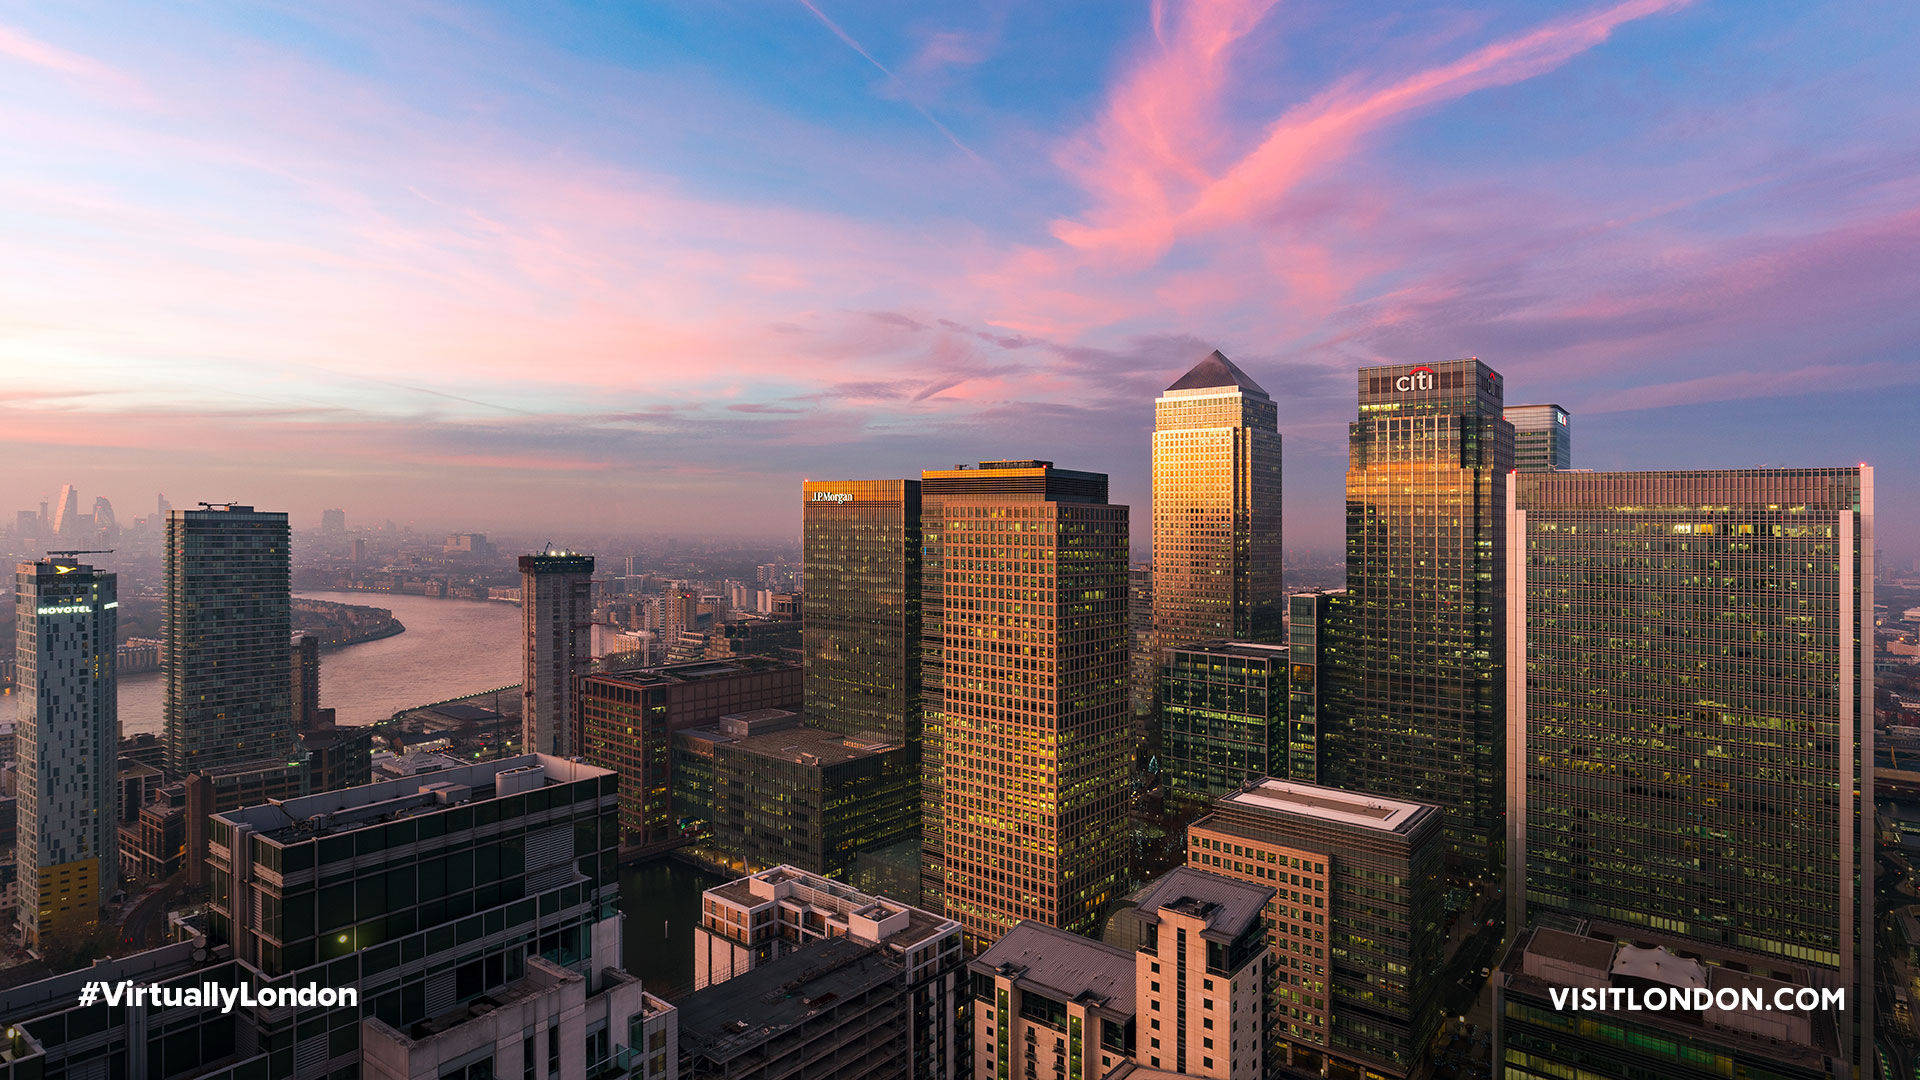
3, 2, 1916, 558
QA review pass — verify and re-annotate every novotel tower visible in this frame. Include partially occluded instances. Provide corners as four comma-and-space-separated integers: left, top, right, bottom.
1324, 359, 1513, 880
14, 557, 120, 950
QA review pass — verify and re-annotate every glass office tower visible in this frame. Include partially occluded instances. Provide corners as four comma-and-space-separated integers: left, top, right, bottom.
1284, 589, 1348, 784
1507, 467, 1875, 1069
1151, 350, 1284, 649
801, 479, 921, 744
1323, 360, 1512, 877
1503, 403, 1571, 472
165, 504, 299, 778
921, 461, 1129, 948
1159, 641, 1291, 807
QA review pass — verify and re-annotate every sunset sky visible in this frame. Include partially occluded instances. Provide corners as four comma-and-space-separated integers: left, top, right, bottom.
4, 1, 1917, 557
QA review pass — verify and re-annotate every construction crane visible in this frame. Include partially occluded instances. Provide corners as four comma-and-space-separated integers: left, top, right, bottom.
45, 549, 114, 558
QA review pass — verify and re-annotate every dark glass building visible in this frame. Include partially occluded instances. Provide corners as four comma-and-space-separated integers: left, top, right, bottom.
1188, 779, 1446, 1079
696, 710, 917, 880
1507, 467, 1875, 1068
1159, 641, 1291, 808
164, 504, 299, 778
1284, 589, 1348, 784
575, 656, 801, 849
801, 479, 921, 743
1503, 403, 1571, 472
1323, 360, 1512, 877
920, 460, 1129, 948
1151, 350, 1284, 649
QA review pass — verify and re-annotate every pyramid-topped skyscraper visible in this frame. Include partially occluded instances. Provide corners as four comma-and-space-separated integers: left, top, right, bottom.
1151, 349, 1284, 649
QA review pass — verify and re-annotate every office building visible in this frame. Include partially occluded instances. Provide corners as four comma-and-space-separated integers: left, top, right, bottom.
12, 557, 119, 950
971, 867, 1273, 1080
1151, 350, 1284, 650
1323, 359, 1512, 876
1503, 403, 1571, 472
320, 507, 346, 533
692, 865, 964, 1076
50, 484, 79, 540
801, 479, 921, 744
0, 755, 674, 1080
1159, 642, 1291, 807
209, 755, 658, 1079
164, 503, 300, 778
1494, 921, 1844, 1080
1283, 590, 1348, 784
677, 936, 916, 1080
1129, 564, 1156, 724
674, 709, 915, 880
576, 657, 801, 849
520, 551, 594, 757
1507, 467, 1875, 1066
291, 633, 323, 734
1188, 779, 1446, 1078
920, 460, 1130, 947
302, 723, 374, 793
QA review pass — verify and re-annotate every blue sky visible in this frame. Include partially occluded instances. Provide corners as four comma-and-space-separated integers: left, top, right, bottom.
1, 0, 1916, 558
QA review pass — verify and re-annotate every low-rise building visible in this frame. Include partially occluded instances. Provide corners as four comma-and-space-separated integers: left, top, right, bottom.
691, 865, 964, 1076
970, 867, 1273, 1080
1494, 920, 1845, 1080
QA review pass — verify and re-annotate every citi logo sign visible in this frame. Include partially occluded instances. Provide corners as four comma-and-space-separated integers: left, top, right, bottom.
1395, 366, 1437, 392
810, 492, 854, 504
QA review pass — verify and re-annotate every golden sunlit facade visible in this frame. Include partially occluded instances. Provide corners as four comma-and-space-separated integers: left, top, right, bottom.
924, 461, 1130, 950
1152, 350, 1284, 651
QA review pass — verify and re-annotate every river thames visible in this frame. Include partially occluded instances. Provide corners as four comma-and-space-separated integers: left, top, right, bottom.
114, 589, 725, 993
116, 590, 525, 734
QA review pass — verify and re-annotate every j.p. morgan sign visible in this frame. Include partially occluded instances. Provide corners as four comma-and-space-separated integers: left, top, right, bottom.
810, 491, 854, 504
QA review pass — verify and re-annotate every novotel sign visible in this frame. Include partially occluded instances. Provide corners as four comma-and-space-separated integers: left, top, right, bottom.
810, 492, 854, 504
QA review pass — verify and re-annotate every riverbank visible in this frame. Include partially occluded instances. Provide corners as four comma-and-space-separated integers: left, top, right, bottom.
116, 590, 523, 733
292, 597, 405, 650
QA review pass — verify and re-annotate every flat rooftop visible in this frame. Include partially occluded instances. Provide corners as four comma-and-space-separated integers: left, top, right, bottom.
705, 865, 957, 951
1216, 778, 1437, 833
677, 937, 900, 1063
216, 754, 609, 845
689, 722, 900, 767
971, 922, 1135, 1018
1500, 921, 1840, 1064
586, 655, 797, 688
1166, 640, 1290, 660
1129, 867, 1273, 944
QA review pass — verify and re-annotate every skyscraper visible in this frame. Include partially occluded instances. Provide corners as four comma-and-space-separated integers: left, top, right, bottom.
921, 460, 1130, 948
1504, 402, 1572, 471
290, 633, 323, 733
1507, 467, 1875, 1067
164, 504, 299, 778
319, 507, 346, 534
519, 550, 593, 757
801, 479, 921, 744
1321, 360, 1512, 878
13, 557, 119, 950
1151, 350, 1284, 649
50, 484, 79, 539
